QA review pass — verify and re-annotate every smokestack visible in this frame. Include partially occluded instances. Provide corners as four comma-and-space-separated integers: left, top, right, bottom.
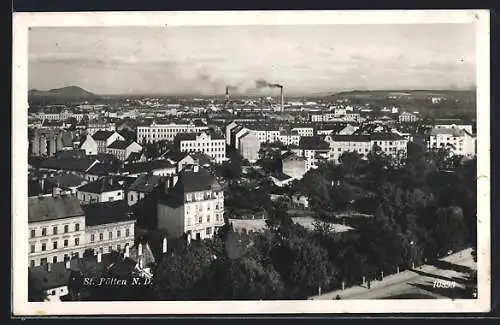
280, 86, 284, 112
162, 237, 168, 254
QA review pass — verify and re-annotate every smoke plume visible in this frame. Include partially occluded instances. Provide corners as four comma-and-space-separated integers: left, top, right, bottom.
255, 79, 283, 89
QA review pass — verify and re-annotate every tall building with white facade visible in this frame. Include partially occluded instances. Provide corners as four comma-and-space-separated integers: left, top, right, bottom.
174, 131, 226, 164
428, 127, 476, 158
137, 121, 208, 143
157, 165, 225, 241
28, 194, 86, 267
238, 132, 260, 163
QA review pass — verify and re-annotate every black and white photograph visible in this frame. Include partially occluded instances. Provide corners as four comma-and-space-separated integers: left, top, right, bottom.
12, 10, 490, 315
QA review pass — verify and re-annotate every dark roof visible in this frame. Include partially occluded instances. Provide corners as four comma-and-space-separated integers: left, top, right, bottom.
330, 135, 371, 142
174, 132, 197, 141
107, 140, 130, 149
271, 173, 293, 181
128, 174, 163, 193
29, 262, 71, 291
299, 136, 330, 150
28, 178, 56, 196
92, 130, 115, 141
434, 118, 469, 125
281, 151, 303, 161
124, 159, 175, 175
49, 174, 87, 188
28, 195, 84, 223
86, 162, 121, 175
82, 200, 134, 227
370, 133, 404, 141
55, 149, 87, 160
160, 167, 219, 208
126, 151, 144, 162
40, 157, 96, 173
78, 177, 123, 193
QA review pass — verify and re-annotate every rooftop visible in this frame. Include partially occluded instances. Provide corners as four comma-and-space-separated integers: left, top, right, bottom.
28, 194, 84, 223
40, 157, 96, 173
127, 173, 164, 193
77, 177, 123, 193
82, 200, 134, 227
124, 159, 175, 175
92, 130, 116, 141
299, 136, 330, 150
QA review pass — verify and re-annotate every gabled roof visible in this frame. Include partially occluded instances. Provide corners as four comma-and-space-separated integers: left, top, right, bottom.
128, 173, 163, 193
82, 200, 134, 227
107, 140, 130, 149
281, 151, 304, 161
28, 195, 84, 223
92, 130, 116, 141
86, 162, 121, 175
370, 133, 404, 141
29, 262, 72, 291
49, 173, 87, 188
329, 134, 371, 142
77, 177, 123, 193
40, 157, 96, 173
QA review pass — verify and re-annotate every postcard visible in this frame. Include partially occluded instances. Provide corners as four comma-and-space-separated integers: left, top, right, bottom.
12, 10, 491, 315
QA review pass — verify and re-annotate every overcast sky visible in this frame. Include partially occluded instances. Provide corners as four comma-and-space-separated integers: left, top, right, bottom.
28, 24, 476, 95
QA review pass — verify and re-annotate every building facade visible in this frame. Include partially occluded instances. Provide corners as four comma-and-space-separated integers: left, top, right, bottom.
157, 166, 225, 241
239, 132, 260, 163
175, 131, 226, 164
28, 195, 86, 267
137, 121, 209, 143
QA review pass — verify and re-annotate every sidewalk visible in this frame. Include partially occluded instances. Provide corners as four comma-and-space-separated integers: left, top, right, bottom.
310, 248, 474, 300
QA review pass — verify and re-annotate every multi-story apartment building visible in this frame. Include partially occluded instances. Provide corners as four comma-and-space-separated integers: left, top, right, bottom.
291, 126, 314, 137
174, 131, 226, 164
92, 130, 125, 154
278, 131, 301, 147
82, 200, 136, 255
428, 127, 476, 158
106, 140, 143, 161
28, 194, 86, 267
157, 165, 225, 241
324, 133, 408, 163
295, 136, 330, 171
87, 120, 116, 136
137, 121, 208, 143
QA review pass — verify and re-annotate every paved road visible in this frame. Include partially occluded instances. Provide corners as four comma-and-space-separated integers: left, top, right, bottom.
310, 248, 476, 300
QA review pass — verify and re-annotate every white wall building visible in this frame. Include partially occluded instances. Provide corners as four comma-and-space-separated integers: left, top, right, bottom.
137, 121, 208, 143
175, 131, 226, 164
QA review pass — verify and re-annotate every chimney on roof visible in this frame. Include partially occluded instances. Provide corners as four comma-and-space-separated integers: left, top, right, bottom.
97, 251, 102, 263
65, 259, 71, 270
124, 244, 130, 258
47, 262, 52, 272
187, 232, 192, 246
139, 258, 144, 269
138, 243, 143, 256
193, 165, 199, 173
162, 237, 168, 254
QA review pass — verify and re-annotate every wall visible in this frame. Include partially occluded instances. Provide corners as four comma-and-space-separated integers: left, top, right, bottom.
85, 220, 136, 254
282, 156, 307, 180
28, 215, 86, 267
77, 189, 125, 204
157, 204, 185, 239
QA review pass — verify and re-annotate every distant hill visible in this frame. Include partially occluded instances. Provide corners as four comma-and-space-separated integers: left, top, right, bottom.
28, 86, 97, 99
328, 89, 475, 99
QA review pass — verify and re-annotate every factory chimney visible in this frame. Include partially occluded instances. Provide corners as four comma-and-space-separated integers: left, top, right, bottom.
225, 86, 230, 108
280, 86, 284, 112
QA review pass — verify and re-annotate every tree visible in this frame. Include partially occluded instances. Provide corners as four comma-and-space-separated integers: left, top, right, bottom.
339, 151, 362, 178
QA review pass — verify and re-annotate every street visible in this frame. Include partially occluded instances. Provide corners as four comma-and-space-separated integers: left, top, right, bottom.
311, 248, 476, 300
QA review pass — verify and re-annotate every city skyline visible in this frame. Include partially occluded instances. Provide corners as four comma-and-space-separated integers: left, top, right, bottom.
29, 24, 476, 95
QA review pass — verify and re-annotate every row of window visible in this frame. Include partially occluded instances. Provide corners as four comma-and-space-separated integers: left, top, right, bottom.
30, 238, 80, 253
90, 228, 130, 242
30, 252, 81, 267
30, 224, 80, 238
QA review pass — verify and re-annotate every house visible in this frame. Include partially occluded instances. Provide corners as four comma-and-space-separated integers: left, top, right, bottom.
325, 134, 372, 163
399, 111, 419, 123
291, 194, 310, 209
28, 194, 86, 267
434, 119, 473, 134
123, 159, 177, 178
174, 131, 226, 164
157, 165, 225, 240
136, 120, 209, 143
47, 173, 88, 195
428, 127, 476, 158
269, 173, 295, 187
84, 162, 122, 182
281, 151, 307, 180
29, 261, 72, 301
238, 132, 260, 163
77, 177, 125, 204
79, 134, 98, 156
126, 151, 147, 163
127, 173, 164, 206
92, 130, 125, 154
82, 200, 136, 255
106, 140, 143, 161
297, 136, 330, 171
